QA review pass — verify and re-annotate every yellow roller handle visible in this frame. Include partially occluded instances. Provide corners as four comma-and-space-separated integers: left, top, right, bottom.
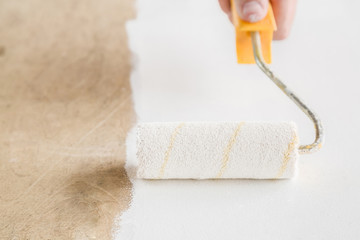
231, 0, 277, 64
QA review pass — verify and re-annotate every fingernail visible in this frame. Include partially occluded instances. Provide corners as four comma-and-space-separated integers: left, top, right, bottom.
241, 1, 263, 22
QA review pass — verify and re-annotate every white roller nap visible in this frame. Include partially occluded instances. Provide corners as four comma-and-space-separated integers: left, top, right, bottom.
137, 122, 299, 179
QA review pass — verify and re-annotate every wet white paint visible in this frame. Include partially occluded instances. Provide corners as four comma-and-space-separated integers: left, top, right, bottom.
113, 0, 360, 239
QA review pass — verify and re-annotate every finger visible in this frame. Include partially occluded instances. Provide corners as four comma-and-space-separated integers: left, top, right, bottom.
235, 0, 269, 23
271, 0, 297, 40
218, 0, 233, 22
218, 0, 231, 14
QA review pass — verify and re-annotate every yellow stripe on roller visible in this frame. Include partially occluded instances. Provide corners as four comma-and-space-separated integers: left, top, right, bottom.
275, 134, 299, 178
158, 122, 185, 178
216, 122, 245, 178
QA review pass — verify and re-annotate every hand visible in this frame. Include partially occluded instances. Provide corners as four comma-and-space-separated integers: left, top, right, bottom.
218, 0, 297, 40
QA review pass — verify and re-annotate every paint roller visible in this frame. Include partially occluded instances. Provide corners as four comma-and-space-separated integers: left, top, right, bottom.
136, 2, 324, 179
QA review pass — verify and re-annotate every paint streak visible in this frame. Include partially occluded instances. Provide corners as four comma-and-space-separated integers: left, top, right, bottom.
158, 123, 185, 178
216, 122, 245, 178
276, 134, 298, 178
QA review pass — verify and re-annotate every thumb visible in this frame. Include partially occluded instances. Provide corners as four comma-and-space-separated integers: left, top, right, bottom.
235, 0, 269, 23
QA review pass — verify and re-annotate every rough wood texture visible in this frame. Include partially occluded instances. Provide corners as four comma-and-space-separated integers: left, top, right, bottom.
0, 0, 135, 238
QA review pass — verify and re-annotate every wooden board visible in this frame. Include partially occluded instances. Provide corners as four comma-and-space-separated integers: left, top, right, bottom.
0, 0, 135, 238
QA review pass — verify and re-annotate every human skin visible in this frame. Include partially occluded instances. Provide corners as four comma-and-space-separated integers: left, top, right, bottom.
218, 0, 297, 40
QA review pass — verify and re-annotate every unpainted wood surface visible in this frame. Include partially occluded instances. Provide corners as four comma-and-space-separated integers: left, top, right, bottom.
0, 0, 135, 238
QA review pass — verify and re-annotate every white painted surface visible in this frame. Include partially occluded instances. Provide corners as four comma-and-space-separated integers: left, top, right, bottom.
114, 0, 360, 239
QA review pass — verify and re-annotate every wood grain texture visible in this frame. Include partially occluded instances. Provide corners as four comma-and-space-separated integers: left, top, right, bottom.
0, 0, 135, 238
